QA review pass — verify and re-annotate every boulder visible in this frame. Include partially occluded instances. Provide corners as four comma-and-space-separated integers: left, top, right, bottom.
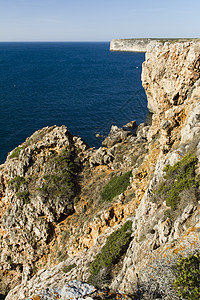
90, 147, 113, 167
102, 125, 131, 147
123, 120, 137, 129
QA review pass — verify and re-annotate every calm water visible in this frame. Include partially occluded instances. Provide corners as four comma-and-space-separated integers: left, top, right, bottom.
0, 42, 148, 164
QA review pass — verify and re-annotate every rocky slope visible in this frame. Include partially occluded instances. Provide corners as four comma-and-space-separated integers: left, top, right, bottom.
0, 40, 200, 300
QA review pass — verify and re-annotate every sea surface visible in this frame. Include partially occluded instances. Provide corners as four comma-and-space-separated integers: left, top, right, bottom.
0, 42, 148, 164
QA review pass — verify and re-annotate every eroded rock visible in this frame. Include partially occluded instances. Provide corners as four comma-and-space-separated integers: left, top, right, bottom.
102, 125, 132, 147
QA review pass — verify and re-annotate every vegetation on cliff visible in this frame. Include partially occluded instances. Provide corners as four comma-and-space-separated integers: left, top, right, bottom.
101, 171, 132, 202
37, 147, 79, 203
88, 220, 133, 288
173, 253, 200, 299
9, 146, 25, 159
154, 153, 200, 211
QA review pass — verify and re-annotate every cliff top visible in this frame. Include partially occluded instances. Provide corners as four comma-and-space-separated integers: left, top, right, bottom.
110, 38, 200, 52
112, 38, 200, 42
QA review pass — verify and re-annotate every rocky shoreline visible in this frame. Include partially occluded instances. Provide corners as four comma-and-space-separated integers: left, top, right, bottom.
0, 40, 200, 299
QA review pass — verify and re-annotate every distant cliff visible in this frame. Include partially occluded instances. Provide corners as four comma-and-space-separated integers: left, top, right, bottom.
110, 38, 200, 52
110, 39, 157, 52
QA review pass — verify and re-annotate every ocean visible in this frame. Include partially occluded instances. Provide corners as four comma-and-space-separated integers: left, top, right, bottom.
0, 42, 148, 164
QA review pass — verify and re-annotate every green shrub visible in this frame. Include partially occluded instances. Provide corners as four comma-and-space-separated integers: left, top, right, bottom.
9, 146, 25, 158
164, 209, 172, 220
38, 148, 77, 201
8, 176, 26, 191
88, 220, 132, 287
155, 154, 200, 210
17, 191, 30, 204
58, 252, 68, 262
173, 253, 200, 299
62, 263, 76, 273
101, 171, 132, 202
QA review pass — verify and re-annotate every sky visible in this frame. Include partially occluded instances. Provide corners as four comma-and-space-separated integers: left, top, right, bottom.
0, 0, 200, 42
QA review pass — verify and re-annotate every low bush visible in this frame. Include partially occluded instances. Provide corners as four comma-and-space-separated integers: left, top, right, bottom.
17, 191, 30, 204
62, 263, 76, 273
38, 148, 77, 201
9, 146, 25, 158
8, 176, 26, 191
88, 220, 132, 287
173, 253, 200, 299
101, 171, 132, 202
155, 154, 200, 210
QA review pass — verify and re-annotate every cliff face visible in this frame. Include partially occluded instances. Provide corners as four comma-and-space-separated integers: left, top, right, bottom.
1, 41, 200, 300
142, 41, 200, 113
0, 126, 89, 293
110, 38, 200, 53
110, 39, 157, 52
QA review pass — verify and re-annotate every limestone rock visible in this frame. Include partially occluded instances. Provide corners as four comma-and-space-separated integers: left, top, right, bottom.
102, 125, 132, 147
110, 39, 158, 52
181, 101, 200, 144
23, 280, 133, 300
136, 123, 150, 141
142, 41, 200, 114
26, 280, 96, 300
0, 125, 89, 293
90, 147, 113, 167
123, 120, 137, 129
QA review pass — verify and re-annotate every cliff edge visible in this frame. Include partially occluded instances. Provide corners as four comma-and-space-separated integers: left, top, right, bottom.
110, 39, 157, 52
110, 38, 200, 52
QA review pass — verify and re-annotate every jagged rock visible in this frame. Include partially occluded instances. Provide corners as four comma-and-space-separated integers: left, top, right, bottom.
123, 120, 137, 129
90, 147, 114, 167
102, 125, 131, 147
181, 101, 200, 144
95, 133, 103, 138
154, 218, 172, 244
26, 280, 96, 300
160, 119, 173, 131
0, 125, 90, 294
23, 280, 133, 300
136, 123, 150, 141
110, 41, 200, 297
4, 223, 129, 300
142, 41, 200, 114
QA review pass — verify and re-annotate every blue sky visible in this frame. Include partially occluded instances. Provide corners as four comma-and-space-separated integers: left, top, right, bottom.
0, 0, 200, 42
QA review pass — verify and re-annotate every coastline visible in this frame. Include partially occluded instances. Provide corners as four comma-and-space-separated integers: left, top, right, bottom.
110, 38, 200, 52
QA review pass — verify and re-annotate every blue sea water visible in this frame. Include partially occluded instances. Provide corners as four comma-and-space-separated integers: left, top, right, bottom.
0, 42, 148, 164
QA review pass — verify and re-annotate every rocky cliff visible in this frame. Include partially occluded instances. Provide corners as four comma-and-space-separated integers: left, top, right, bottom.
0, 41, 200, 300
110, 38, 200, 53
110, 39, 157, 52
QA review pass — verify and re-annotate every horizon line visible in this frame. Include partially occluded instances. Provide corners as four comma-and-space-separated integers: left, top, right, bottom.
1, 37, 199, 43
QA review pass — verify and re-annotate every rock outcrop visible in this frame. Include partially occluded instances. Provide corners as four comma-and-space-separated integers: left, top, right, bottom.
1, 40, 200, 300
110, 40, 200, 297
0, 126, 89, 294
142, 41, 200, 113
110, 38, 200, 53
110, 39, 157, 52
